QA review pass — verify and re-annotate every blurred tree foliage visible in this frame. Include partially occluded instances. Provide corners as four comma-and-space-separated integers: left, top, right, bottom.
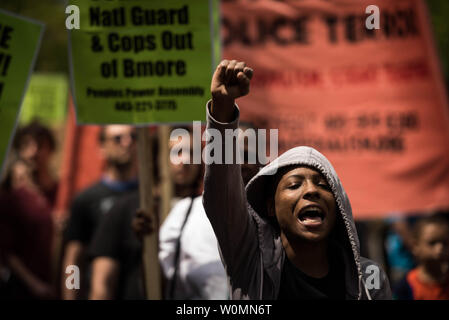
0, 0, 447, 88
426, 0, 449, 89
1, 0, 67, 73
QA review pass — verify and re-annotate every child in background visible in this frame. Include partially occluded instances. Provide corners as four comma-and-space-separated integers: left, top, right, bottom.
393, 214, 449, 300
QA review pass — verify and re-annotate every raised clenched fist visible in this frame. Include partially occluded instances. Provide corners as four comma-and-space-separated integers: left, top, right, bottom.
210, 60, 253, 123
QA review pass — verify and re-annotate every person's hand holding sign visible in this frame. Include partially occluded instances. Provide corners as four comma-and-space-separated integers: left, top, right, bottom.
211, 60, 253, 123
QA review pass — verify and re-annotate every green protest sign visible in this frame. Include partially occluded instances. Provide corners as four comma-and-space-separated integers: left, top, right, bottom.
19, 73, 68, 126
212, 0, 221, 66
0, 9, 44, 174
69, 0, 219, 125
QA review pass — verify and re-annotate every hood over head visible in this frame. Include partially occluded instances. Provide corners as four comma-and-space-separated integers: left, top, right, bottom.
245, 146, 363, 297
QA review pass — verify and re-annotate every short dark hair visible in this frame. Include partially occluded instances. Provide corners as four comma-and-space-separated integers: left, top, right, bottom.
97, 126, 139, 144
13, 120, 55, 152
413, 213, 449, 241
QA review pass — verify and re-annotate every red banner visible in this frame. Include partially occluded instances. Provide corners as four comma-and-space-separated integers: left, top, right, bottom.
54, 100, 103, 215
222, 0, 449, 218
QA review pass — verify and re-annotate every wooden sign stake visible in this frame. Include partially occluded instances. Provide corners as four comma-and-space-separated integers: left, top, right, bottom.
137, 127, 161, 300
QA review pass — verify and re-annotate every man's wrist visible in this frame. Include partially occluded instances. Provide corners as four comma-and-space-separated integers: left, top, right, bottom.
211, 96, 235, 123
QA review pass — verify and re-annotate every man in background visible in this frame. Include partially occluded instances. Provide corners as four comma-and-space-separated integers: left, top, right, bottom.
132, 123, 263, 299
88, 128, 203, 300
61, 125, 138, 299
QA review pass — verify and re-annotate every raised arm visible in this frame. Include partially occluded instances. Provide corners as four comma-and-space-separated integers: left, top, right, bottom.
202, 60, 259, 282
210, 60, 253, 122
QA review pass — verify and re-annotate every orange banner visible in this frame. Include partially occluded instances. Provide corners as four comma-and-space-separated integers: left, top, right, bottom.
222, 0, 449, 218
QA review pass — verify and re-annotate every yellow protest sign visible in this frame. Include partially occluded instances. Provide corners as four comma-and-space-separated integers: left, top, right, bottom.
0, 9, 44, 173
19, 73, 68, 126
69, 0, 218, 125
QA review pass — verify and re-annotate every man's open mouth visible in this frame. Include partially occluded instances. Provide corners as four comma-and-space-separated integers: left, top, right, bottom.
298, 205, 325, 226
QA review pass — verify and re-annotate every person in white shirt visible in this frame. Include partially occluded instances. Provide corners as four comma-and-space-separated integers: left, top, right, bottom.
159, 195, 228, 299
134, 124, 261, 299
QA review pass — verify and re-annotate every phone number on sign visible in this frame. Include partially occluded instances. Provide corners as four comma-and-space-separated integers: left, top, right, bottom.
115, 100, 177, 111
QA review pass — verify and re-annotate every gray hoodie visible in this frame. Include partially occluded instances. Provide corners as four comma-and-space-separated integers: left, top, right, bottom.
203, 102, 392, 300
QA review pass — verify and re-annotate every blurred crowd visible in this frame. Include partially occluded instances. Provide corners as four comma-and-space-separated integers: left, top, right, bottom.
0, 119, 448, 300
